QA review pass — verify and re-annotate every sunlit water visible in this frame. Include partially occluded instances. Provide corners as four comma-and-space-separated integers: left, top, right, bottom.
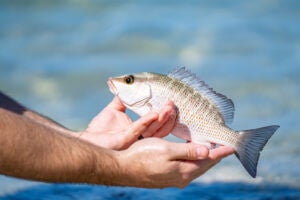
1, 1, 300, 199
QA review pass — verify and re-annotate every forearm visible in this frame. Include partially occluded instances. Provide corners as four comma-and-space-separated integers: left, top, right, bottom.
23, 109, 74, 135
0, 108, 122, 185
0, 92, 73, 135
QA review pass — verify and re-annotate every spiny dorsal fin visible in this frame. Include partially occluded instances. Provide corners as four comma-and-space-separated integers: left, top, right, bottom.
168, 67, 235, 125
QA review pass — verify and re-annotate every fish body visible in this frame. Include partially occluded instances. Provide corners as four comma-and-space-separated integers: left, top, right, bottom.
107, 67, 279, 178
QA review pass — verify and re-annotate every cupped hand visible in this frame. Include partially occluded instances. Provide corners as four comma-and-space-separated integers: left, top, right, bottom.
117, 138, 235, 188
79, 97, 177, 150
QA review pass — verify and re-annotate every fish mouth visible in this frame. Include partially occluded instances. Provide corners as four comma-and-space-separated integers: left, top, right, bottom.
107, 78, 118, 95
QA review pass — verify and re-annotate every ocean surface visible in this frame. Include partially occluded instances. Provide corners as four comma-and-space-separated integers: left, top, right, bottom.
0, 1, 300, 199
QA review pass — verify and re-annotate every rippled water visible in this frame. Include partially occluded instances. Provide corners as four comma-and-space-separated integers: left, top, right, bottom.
1, 1, 300, 199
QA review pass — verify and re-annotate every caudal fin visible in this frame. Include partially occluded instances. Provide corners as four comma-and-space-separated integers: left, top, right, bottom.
235, 125, 280, 178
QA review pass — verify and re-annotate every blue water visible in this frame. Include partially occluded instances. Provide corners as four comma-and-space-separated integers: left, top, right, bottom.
1, 1, 300, 199
2, 182, 300, 200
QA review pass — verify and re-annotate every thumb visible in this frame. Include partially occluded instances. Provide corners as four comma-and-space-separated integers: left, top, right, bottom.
107, 96, 126, 112
170, 143, 209, 161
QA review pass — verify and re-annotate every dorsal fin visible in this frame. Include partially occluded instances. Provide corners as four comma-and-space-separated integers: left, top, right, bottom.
168, 67, 235, 125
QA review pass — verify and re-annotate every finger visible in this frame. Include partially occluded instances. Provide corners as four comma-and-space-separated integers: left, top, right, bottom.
184, 146, 235, 170
169, 142, 209, 161
121, 112, 159, 144
168, 146, 235, 182
142, 101, 177, 138
141, 109, 170, 138
176, 158, 219, 179
153, 112, 176, 138
208, 146, 235, 162
107, 96, 126, 112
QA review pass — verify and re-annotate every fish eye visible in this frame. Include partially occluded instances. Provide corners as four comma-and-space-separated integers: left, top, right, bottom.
124, 75, 134, 84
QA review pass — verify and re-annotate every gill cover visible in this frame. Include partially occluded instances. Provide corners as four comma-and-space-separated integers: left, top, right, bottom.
117, 80, 152, 107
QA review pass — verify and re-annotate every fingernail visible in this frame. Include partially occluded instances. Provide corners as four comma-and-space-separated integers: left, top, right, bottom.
196, 146, 209, 159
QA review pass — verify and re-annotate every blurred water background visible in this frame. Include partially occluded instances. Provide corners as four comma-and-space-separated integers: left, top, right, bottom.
0, 0, 300, 199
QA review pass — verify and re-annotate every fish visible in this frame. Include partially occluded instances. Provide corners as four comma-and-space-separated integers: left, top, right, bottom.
107, 67, 279, 178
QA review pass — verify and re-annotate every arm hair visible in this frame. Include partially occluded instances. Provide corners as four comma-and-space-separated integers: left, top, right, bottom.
0, 92, 124, 185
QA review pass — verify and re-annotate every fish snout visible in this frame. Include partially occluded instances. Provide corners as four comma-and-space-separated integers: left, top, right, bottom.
107, 78, 118, 95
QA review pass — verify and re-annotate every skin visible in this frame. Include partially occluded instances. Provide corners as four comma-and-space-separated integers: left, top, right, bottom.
0, 92, 235, 188
80, 97, 179, 150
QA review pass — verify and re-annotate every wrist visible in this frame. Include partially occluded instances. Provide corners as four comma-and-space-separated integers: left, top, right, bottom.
77, 131, 86, 139
76, 131, 97, 144
109, 150, 137, 187
111, 150, 132, 186
76, 131, 96, 146
90, 149, 128, 186
113, 149, 153, 188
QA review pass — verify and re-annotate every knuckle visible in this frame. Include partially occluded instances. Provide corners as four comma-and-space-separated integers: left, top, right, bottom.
161, 145, 171, 154
186, 146, 195, 159
176, 171, 192, 188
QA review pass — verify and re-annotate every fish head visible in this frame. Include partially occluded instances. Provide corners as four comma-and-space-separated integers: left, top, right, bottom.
107, 73, 152, 107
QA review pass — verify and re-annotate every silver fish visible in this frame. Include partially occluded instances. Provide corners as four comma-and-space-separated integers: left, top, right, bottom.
107, 67, 279, 178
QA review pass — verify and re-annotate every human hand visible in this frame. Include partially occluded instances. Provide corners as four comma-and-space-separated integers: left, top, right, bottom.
79, 97, 177, 150
116, 138, 235, 188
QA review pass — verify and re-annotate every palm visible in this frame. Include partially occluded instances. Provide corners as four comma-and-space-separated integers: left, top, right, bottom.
87, 98, 132, 134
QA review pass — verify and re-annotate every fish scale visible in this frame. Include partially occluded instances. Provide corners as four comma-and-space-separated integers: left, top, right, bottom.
108, 67, 280, 178
156, 75, 228, 142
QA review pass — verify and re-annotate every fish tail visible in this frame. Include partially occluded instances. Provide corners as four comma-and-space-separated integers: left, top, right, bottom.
235, 125, 280, 178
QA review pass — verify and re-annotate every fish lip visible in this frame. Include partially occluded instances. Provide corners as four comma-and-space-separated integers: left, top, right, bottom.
107, 78, 118, 95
